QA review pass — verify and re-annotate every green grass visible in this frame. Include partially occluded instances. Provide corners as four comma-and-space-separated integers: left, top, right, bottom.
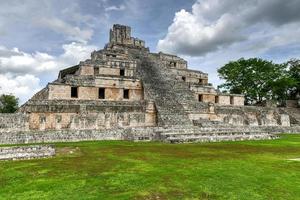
1, 134, 300, 200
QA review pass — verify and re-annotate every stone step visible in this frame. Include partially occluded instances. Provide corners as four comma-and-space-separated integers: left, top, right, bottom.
162, 132, 278, 143
137, 56, 195, 126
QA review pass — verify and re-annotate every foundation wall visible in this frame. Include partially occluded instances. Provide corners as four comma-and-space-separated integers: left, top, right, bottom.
29, 111, 156, 131
0, 113, 29, 132
0, 145, 55, 160
24, 100, 156, 131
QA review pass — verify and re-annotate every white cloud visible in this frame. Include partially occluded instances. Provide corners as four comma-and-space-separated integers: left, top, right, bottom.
0, 43, 97, 75
157, 0, 300, 56
0, 73, 41, 104
0, 0, 95, 43
105, 5, 126, 12
35, 18, 93, 43
0, 42, 97, 104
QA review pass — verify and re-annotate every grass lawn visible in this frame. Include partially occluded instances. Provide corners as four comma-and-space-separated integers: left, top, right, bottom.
1, 134, 300, 200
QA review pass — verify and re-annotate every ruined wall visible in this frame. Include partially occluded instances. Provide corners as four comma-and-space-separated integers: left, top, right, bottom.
48, 77, 143, 101
195, 94, 216, 103
286, 100, 299, 108
105, 60, 136, 69
0, 129, 126, 145
30, 87, 49, 100
109, 24, 146, 48
48, 84, 71, 100
217, 95, 231, 105
0, 145, 55, 160
158, 52, 187, 69
97, 67, 134, 77
215, 106, 290, 126
79, 65, 94, 75
23, 100, 156, 131
29, 111, 156, 131
216, 95, 245, 106
0, 113, 29, 132
171, 69, 208, 84
232, 96, 245, 106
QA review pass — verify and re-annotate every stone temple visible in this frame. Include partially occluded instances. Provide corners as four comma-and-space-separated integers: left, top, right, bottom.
0, 24, 300, 144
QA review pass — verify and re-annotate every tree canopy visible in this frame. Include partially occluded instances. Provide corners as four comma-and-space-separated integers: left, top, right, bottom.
0, 94, 19, 113
217, 58, 298, 105
287, 59, 300, 100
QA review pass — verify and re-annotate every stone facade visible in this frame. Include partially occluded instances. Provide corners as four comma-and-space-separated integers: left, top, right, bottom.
0, 24, 299, 144
0, 145, 55, 160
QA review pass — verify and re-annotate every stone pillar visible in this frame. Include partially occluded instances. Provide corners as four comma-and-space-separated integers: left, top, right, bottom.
145, 101, 156, 126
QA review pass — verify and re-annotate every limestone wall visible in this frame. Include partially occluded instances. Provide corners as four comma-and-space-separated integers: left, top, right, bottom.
217, 95, 245, 106
21, 100, 156, 131
286, 100, 299, 108
0, 145, 55, 160
28, 111, 156, 131
48, 78, 143, 101
97, 67, 134, 77
171, 69, 208, 84
0, 113, 29, 132
109, 24, 146, 48
94, 77, 142, 89
195, 94, 216, 103
215, 106, 290, 126
48, 84, 72, 100
217, 95, 231, 105
158, 52, 187, 69
79, 65, 94, 75
0, 129, 125, 145
232, 96, 245, 106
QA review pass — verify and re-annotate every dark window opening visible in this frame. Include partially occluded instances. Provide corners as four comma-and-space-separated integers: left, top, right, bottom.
56, 115, 62, 123
71, 87, 78, 98
120, 69, 125, 76
198, 94, 203, 102
199, 79, 203, 84
94, 67, 99, 75
39, 115, 46, 123
107, 54, 116, 58
182, 76, 186, 81
230, 96, 234, 105
170, 61, 177, 67
215, 96, 219, 104
99, 88, 105, 99
123, 89, 129, 99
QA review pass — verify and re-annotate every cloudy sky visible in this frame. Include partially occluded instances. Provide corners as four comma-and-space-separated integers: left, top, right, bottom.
1, 0, 300, 104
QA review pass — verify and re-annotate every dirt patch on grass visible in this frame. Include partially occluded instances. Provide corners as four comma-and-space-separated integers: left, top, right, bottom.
56, 147, 82, 156
287, 158, 300, 161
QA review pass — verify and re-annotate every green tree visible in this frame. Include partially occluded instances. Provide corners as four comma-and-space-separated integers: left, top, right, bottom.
286, 59, 300, 99
217, 58, 296, 105
0, 94, 19, 113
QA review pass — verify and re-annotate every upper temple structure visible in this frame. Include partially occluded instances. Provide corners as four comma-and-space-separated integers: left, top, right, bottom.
0, 24, 299, 144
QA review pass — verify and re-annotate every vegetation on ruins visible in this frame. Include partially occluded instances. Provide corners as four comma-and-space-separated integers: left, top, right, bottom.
0, 134, 300, 199
287, 59, 300, 100
0, 94, 19, 113
218, 58, 299, 105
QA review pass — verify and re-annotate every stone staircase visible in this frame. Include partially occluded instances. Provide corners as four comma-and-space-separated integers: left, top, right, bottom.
130, 52, 299, 143
125, 125, 280, 143
136, 55, 200, 126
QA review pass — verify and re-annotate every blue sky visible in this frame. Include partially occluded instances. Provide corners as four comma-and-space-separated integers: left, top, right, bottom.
1, 0, 300, 103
